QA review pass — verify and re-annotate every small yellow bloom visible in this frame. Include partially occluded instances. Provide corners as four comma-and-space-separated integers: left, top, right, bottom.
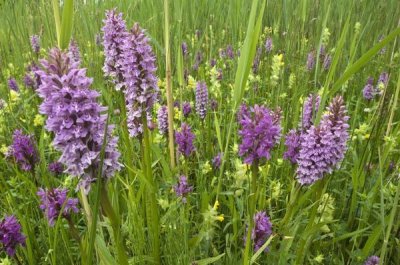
158, 198, 170, 210
63, 175, 74, 188
232, 143, 238, 154
314, 254, 324, 263
174, 107, 182, 120
202, 161, 212, 174
354, 22, 361, 34
34, 114, 44, 127
384, 136, 396, 146
216, 214, 224, 222
299, 96, 304, 105
0, 145, 9, 155
270, 54, 284, 87
271, 181, 282, 199
264, 26, 272, 35
153, 133, 163, 144
213, 200, 220, 210
10, 90, 20, 103
157, 78, 165, 89
322, 27, 331, 45
289, 73, 296, 89
187, 75, 196, 90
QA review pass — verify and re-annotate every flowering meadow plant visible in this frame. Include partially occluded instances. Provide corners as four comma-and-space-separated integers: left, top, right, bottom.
0, 1, 399, 264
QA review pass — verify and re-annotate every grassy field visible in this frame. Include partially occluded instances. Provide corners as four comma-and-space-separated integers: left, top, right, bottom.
0, 0, 399, 264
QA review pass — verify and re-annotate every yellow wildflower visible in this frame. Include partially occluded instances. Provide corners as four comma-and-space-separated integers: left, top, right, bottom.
34, 114, 44, 127
174, 106, 181, 120
270, 54, 284, 87
354, 22, 361, 35
314, 254, 324, 264
202, 161, 212, 175
10, 90, 20, 103
215, 214, 224, 222
213, 200, 219, 210
187, 75, 196, 90
158, 198, 170, 210
0, 145, 9, 155
322, 27, 331, 45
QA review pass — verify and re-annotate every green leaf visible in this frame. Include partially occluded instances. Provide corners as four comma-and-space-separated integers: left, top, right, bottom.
96, 236, 118, 265
59, 0, 74, 50
330, 27, 400, 96
232, 0, 265, 109
251, 235, 275, 264
193, 253, 226, 265
361, 216, 390, 259
51, 0, 61, 47
214, 113, 222, 151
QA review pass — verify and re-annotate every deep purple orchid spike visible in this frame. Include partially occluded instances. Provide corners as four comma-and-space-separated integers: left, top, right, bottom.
0, 215, 26, 257
238, 104, 281, 165
175, 123, 196, 157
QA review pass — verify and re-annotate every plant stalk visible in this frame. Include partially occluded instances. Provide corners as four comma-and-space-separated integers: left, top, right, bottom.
100, 185, 129, 265
164, 0, 175, 170
243, 161, 259, 264
143, 117, 160, 264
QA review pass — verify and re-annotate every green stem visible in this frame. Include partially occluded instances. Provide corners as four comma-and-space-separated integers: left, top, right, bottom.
164, 0, 175, 170
14, 255, 22, 265
79, 187, 92, 225
379, 172, 400, 262
143, 118, 161, 264
66, 216, 81, 243
119, 92, 136, 182
295, 178, 328, 265
280, 181, 301, 230
243, 161, 259, 264
100, 185, 129, 265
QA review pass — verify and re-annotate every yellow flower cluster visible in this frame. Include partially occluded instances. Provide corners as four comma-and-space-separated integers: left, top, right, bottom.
210, 200, 224, 222
354, 22, 361, 35
187, 75, 196, 90
34, 114, 44, 127
209, 66, 221, 98
317, 193, 335, 233
201, 161, 212, 175
353, 123, 370, 141
321, 27, 331, 45
0, 144, 9, 155
270, 54, 284, 87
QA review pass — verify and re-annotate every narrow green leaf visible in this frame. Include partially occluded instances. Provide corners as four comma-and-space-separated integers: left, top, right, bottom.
333, 226, 371, 243
193, 253, 225, 265
60, 0, 74, 50
214, 113, 222, 151
51, 0, 61, 47
315, 11, 351, 125
361, 215, 390, 259
330, 27, 400, 96
96, 236, 118, 265
251, 235, 275, 264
